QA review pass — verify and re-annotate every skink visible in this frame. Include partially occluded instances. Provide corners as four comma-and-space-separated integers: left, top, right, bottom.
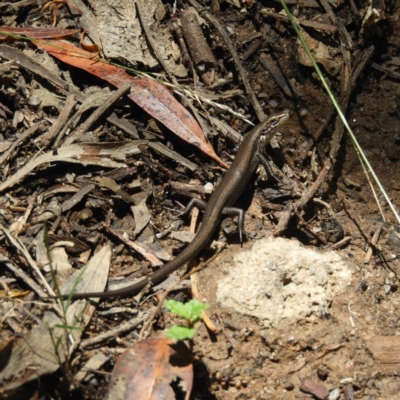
58, 110, 289, 300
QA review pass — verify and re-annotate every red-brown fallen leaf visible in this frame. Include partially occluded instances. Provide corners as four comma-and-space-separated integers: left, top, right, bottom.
32, 40, 228, 168
0, 27, 79, 41
105, 337, 193, 400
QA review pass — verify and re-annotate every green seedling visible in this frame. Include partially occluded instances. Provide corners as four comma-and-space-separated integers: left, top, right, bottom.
165, 299, 209, 340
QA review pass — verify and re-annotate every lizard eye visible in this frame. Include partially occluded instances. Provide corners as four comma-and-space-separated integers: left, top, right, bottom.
270, 118, 279, 126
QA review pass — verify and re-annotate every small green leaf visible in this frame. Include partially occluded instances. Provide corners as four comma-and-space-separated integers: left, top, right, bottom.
185, 299, 209, 323
165, 299, 209, 323
165, 299, 191, 320
166, 326, 196, 340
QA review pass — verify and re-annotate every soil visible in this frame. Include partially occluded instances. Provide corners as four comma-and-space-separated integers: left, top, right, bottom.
1, 0, 400, 399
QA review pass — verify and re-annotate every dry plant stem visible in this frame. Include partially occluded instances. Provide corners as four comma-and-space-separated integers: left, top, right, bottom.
189, 206, 200, 235
188, 207, 219, 333
313, 197, 335, 217
180, 96, 212, 141
180, 9, 216, 86
169, 181, 205, 201
329, 236, 352, 250
371, 62, 400, 80
40, 95, 77, 148
102, 224, 163, 267
190, 263, 219, 333
241, 38, 262, 61
180, 9, 216, 67
319, 0, 354, 49
0, 45, 140, 140
138, 249, 222, 340
333, 50, 371, 155
348, 0, 361, 19
329, 50, 351, 161
298, 108, 335, 163
61, 184, 95, 213
96, 178, 136, 205
0, 253, 45, 298
205, 113, 243, 144
148, 141, 197, 171
293, 164, 330, 212
136, 0, 173, 77
0, 122, 41, 166
156, 291, 172, 327
64, 83, 131, 145
277, 46, 373, 233
259, 53, 297, 98
330, 49, 380, 215
80, 311, 153, 348
299, 46, 373, 163
297, 214, 327, 245
171, 19, 195, 75
283, 2, 395, 222
0, 225, 55, 297
364, 222, 384, 265
351, 47, 374, 88
2, 0, 38, 11
13, 191, 36, 236
260, 9, 337, 32
49, 215, 62, 234
274, 202, 292, 236
168, 82, 253, 125
187, 0, 268, 120
4, 315, 22, 333
260, 200, 284, 212
0, 44, 85, 101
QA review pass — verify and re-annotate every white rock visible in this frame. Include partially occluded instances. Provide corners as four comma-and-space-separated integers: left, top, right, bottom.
216, 237, 351, 326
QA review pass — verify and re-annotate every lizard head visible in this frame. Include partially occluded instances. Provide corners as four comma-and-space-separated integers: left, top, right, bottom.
259, 110, 290, 142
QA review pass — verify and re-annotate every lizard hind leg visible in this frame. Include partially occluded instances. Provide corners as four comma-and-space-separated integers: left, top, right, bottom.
221, 207, 264, 242
173, 198, 207, 220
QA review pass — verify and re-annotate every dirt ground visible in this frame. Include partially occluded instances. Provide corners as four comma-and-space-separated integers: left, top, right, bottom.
1, 0, 400, 399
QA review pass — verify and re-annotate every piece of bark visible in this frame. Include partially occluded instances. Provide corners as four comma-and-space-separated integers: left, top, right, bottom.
169, 181, 206, 199
364, 334, 400, 374
40, 95, 78, 147
131, 198, 151, 236
259, 53, 297, 98
64, 84, 131, 145
299, 377, 329, 399
0, 141, 147, 192
0, 122, 42, 166
180, 9, 216, 70
61, 184, 95, 212
148, 141, 197, 171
